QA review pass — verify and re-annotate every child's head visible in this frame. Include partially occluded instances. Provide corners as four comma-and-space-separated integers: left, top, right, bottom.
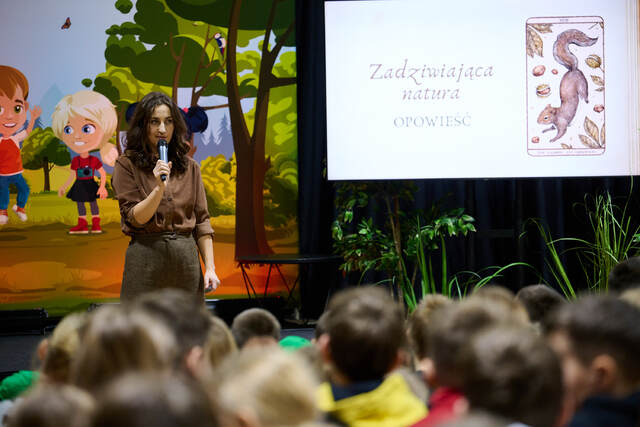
407, 294, 452, 360
212, 347, 317, 427
460, 325, 563, 427
515, 284, 565, 324
545, 296, 640, 409
51, 90, 117, 164
321, 286, 404, 382
470, 285, 530, 324
6, 383, 94, 427
133, 289, 213, 375
71, 305, 175, 394
91, 373, 218, 427
231, 308, 281, 349
39, 311, 88, 384
0, 65, 30, 136
205, 315, 237, 369
608, 256, 640, 292
428, 298, 527, 389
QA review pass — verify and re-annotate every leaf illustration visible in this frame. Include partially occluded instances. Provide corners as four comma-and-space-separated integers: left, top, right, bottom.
601, 123, 605, 147
584, 117, 600, 143
526, 26, 544, 58
586, 55, 602, 69
595, 87, 604, 92
591, 75, 604, 86
531, 23, 553, 33
579, 134, 600, 149
561, 143, 572, 149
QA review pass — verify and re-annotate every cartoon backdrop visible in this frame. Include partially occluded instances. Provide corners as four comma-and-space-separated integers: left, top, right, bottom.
0, 0, 298, 315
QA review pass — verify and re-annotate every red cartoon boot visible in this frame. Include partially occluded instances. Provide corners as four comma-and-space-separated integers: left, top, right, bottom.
69, 217, 89, 234
91, 216, 102, 234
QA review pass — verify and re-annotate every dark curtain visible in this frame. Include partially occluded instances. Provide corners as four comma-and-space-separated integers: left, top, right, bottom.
296, 0, 639, 318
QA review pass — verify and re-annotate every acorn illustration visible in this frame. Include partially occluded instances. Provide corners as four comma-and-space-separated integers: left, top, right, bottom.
536, 84, 551, 97
532, 65, 545, 76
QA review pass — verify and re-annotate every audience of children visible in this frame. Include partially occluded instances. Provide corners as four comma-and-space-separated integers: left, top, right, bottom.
3, 258, 640, 427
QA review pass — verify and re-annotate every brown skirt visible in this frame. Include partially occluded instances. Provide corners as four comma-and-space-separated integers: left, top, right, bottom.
120, 232, 204, 302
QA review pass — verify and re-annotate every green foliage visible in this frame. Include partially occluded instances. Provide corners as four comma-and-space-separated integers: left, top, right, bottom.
405, 209, 476, 300
22, 128, 70, 170
165, 0, 296, 44
263, 161, 298, 228
332, 182, 537, 310
115, 0, 133, 14
94, 65, 167, 106
200, 154, 235, 216
523, 186, 640, 297
331, 182, 478, 310
81, 79, 93, 88
103, 0, 224, 93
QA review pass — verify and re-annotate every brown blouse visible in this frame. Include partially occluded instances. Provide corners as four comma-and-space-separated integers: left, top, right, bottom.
111, 154, 214, 239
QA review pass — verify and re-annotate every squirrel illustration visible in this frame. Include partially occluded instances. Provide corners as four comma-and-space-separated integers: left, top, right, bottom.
537, 29, 598, 142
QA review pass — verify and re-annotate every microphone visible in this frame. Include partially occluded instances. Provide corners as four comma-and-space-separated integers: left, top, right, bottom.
157, 139, 168, 181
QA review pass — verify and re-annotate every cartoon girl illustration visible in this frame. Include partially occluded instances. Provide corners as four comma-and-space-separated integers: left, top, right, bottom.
51, 90, 117, 234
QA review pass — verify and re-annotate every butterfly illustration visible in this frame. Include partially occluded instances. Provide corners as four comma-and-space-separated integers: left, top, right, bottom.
61, 17, 71, 30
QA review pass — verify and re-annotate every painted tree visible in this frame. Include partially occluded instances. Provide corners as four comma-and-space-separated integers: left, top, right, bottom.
21, 128, 70, 192
102, 0, 232, 160
105, 0, 226, 104
165, 0, 296, 256
216, 114, 234, 158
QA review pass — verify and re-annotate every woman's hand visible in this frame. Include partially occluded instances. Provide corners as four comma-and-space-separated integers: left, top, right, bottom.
153, 159, 172, 187
204, 268, 221, 293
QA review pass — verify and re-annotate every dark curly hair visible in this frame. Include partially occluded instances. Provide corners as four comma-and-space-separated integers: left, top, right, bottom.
125, 92, 190, 175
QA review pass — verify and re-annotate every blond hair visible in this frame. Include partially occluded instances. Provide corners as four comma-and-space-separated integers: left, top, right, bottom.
213, 347, 318, 427
205, 315, 237, 368
51, 90, 118, 165
40, 312, 87, 383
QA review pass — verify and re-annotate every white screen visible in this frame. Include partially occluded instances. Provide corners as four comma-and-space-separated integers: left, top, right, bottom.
325, 0, 639, 179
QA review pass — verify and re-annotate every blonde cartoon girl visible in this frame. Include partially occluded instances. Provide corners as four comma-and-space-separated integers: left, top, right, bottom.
52, 90, 117, 234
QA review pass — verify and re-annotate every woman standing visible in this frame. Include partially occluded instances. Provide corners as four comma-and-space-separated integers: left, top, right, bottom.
112, 92, 220, 300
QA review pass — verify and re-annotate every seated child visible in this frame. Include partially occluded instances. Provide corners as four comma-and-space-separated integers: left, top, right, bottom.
71, 305, 175, 394
406, 294, 452, 384
5, 383, 94, 427
317, 286, 427, 427
212, 347, 317, 427
91, 373, 218, 427
132, 289, 213, 376
515, 284, 565, 325
459, 325, 563, 427
545, 295, 640, 427
231, 307, 281, 348
608, 257, 640, 292
412, 296, 529, 427
204, 315, 237, 369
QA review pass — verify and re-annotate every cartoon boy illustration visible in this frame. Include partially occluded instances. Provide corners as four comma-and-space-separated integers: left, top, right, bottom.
0, 65, 41, 225
52, 90, 117, 234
